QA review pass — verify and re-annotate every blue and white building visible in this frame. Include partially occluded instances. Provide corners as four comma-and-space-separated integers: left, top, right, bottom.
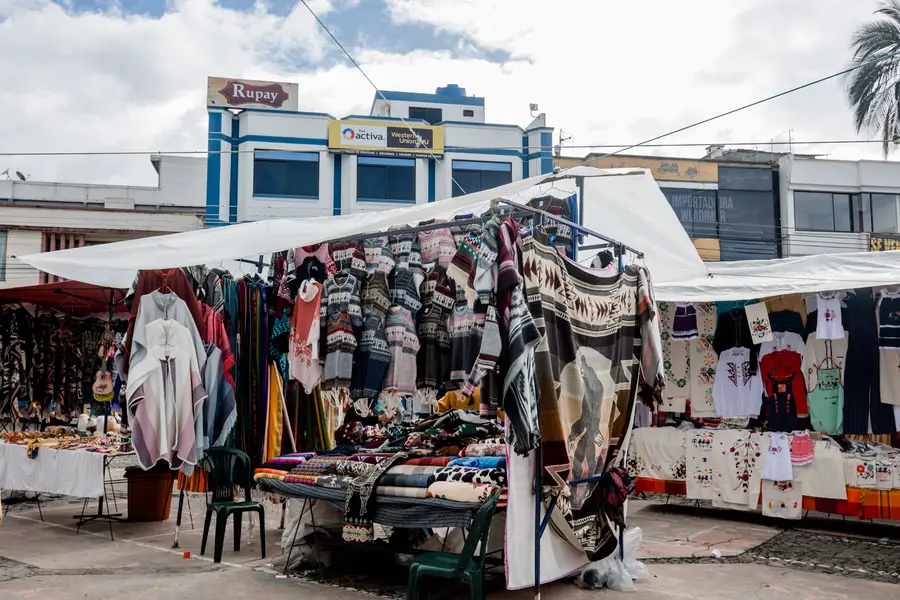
205, 80, 553, 226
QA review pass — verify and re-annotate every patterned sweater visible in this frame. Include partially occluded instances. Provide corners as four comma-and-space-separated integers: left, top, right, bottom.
417, 266, 455, 394
417, 223, 457, 270
449, 285, 485, 383
362, 271, 391, 324
362, 236, 395, 276
330, 241, 368, 279
383, 307, 420, 395
323, 312, 357, 391
351, 315, 391, 400
320, 273, 363, 329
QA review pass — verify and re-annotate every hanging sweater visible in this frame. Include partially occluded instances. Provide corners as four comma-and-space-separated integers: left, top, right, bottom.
362, 271, 391, 324
351, 315, 391, 400
449, 285, 485, 383
330, 240, 368, 279
417, 222, 457, 270
473, 217, 500, 304
322, 312, 357, 391
389, 231, 424, 286
383, 307, 420, 395
289, 280, 323, 393
362, 236, 395, 276
320, 273, 363, 330
130, 291, 207, 377
279, 244, 337, 301
713, 308, 759, 374
390, 267, 422, 315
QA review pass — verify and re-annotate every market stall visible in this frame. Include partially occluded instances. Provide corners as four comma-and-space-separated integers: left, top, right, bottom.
625, 251, 900, 524
18, 166, 689, 589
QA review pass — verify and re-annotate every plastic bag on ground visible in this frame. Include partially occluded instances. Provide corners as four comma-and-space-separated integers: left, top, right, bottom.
574, 526, 649, 590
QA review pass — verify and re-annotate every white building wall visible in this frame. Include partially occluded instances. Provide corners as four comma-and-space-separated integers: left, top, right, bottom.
3, 230, 42, 288
780, 155, 900, 256
371, 98, 486, 123
214, 110, 552, 224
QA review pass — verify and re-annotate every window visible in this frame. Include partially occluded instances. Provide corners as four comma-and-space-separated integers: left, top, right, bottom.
253, 151, 319, 198
717, 166, 774, 191
408, 106, 443, 125
357, 156, 416, 202
451, 161, 512, 197
795, 191, 900, 233
463, 109, 474, 117
872, 193, 899, 233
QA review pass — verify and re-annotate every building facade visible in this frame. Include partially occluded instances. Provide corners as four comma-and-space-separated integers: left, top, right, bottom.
555, 152, 781, 261
0, 155, 205, 287
205, 79, 553, 226
778, 154, 900, 256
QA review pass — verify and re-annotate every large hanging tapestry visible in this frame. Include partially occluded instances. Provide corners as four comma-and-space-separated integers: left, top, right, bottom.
521, 232, 662, 561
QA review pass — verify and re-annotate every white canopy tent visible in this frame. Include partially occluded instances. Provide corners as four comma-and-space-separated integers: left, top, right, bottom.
655, 250, 900, 302
21, 166, 706, 288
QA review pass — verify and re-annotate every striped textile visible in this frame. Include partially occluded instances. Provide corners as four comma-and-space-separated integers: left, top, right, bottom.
379, 473, 436, 488
385, 465, 442, 476
283, 475, 318, 485
377, 486, 428, 499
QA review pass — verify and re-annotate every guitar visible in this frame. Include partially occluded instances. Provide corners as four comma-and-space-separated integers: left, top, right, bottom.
92, 331, 116, 402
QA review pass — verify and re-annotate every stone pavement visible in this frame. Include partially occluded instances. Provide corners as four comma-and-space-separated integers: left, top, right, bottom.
1, 485, 898, 599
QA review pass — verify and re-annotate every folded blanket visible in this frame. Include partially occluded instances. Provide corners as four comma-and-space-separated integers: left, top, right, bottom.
385, 465, 442, 476
449, 456, 506, 469
379, 473, 436, 488
460, 443, 506, 457
269, 452, 317, 463
405, 457, 452, 467
426, 481, 498, 503
349, 454, 393, 464
258, 462, 294, 472
377, 485, 428, 498
435, 466, 506, 487
253, 471, 286, 481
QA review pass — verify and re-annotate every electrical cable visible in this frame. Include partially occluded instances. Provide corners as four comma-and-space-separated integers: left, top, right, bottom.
557, 47, 900, 172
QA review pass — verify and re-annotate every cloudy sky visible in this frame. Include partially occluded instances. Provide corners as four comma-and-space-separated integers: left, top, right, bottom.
0, 0, 890, 186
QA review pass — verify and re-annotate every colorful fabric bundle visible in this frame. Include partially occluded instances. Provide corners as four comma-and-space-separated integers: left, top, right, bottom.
348, 453, 393, 463
377, 485, 428, 498
283, 474, 319, 485
434, 466, 506, 487
460, 442, 506, 457
449, 456, 506, 469
426, 481, 498, 503
269, 452, 317, 464
406, 456, 453, 467
253, 469, 286, 481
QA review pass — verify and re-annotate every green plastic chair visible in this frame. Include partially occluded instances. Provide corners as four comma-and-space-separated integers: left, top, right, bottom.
199, 447, 266, 564
407, 492, 502, 600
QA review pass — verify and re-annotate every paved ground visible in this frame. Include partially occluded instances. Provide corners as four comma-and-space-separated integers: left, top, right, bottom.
1, 477, 899, 599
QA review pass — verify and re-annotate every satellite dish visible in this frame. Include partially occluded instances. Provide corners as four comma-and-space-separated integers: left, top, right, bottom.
15, 171, 26, 181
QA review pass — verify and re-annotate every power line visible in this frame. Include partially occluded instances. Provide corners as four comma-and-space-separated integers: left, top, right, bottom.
296, 0, 471, 197
5, 138, 900, 158
562, 47, 900, 172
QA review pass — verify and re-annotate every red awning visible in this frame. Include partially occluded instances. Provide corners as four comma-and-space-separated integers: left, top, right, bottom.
0, 280, 128, 315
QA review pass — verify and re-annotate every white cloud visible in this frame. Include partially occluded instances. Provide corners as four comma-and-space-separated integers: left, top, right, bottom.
0, 0, 894, 191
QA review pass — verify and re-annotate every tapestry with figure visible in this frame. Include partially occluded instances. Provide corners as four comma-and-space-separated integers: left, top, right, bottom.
521, 231, 662, 561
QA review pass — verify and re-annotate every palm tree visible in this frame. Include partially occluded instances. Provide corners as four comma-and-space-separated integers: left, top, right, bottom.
847, 0, 900, 156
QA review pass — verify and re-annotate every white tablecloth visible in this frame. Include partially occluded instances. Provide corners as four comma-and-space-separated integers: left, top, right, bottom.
0, 442, 105, 497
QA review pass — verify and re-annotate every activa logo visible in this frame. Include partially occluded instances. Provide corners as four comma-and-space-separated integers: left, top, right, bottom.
342, 127, 384, 142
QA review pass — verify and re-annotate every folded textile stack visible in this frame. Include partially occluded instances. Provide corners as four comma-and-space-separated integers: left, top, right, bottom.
434, 465, 506, 487
376, 465, 441, 495
459, 440, 506, 457
406, 456, 453, 466
426, 481, 498, 503
253, 468, 287, 481
283, 474, 319, 485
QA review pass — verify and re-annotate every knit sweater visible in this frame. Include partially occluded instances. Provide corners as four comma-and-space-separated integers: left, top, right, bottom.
279, 244, 337, 301
449, 285, 485, 383
330, 240, 368, 280
320, 273, 363, 329
323, 312, 357, 391
362, 236, 395, 276
473, 217, 500, 304
390, 268, 422, 315
383, 306, 420, 395
417, 222, 457, 270
417, 266, 455, 395
362, 271, 391, 324
351, 315, 391, 400
463, 304, 502, 396
389, 231, 424, 286
449, 214, 482, 248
